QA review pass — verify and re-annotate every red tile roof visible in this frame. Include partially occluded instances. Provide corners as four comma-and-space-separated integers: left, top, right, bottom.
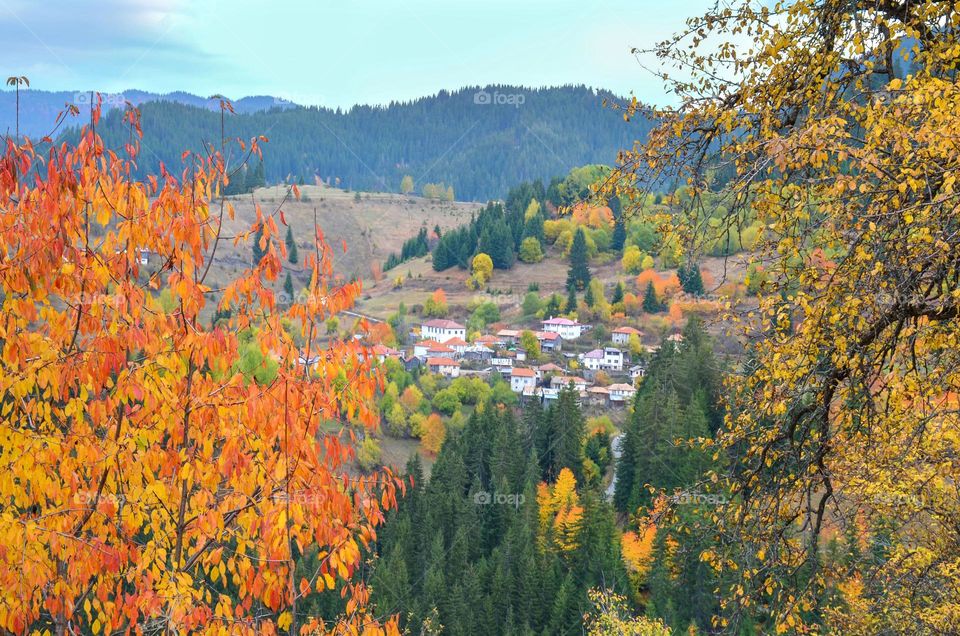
427, 357, 459, 367
423, 319, 465, 329
511, 367, 536, 377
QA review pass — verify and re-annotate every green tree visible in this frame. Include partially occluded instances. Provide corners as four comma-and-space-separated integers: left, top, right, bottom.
566, 227, 591, 290
642, 280, 664, 313
285, 224, 299, 264
678, 262, 704, 296
565, 285, 578, 315
252, 222, 267, 265
520, 330, 541, 362
519, 237, 544, 263
283, 271, 294, 303
611, 281, 625, 305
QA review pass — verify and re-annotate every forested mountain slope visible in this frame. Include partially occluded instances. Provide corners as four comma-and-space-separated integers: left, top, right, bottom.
57, 85, 649, 200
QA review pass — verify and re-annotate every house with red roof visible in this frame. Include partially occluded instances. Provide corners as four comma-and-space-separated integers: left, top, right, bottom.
611, 326, 643, 346
510, 367, 537, 393
427, 357, 461, 378
541, 316, 584, 340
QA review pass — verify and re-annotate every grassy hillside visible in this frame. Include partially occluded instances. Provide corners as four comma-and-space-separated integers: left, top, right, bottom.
200, 184, 482, 298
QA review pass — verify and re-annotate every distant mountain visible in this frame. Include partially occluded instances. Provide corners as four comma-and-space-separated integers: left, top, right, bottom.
11, 85, 651, 201
0, 88, 298, 138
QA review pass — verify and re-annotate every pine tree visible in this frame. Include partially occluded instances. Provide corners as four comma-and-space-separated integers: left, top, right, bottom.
283, 272, 294, 303
566, 227, 591, 290
642, 280, 663, 313
565, 285, 578, 315
584, 281, 596, 308
678, 262, 704, 295
610, 196, 626, 252
252, 223, 267, 265
611, 281, 625, 304
285, 224, 299, 264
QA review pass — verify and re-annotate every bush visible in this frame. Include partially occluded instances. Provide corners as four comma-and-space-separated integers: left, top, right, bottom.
357, 437, 382, 471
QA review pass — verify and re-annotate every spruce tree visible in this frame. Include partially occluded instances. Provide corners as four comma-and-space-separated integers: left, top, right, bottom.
565, 285, 577, 315
283, 272, 294, 303
566, 227, 591, 290
642, 280, 663, 313
285, 224, 299, 264
611, 280, 625, 304
678, 262, 704, 295
252, 223, 267, 265
584, 281, 596, 307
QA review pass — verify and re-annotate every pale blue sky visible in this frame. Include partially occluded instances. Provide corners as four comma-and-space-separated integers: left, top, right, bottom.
0, 0, 709, 108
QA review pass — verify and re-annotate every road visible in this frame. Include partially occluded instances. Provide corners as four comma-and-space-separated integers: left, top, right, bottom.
605, 433, 624, 501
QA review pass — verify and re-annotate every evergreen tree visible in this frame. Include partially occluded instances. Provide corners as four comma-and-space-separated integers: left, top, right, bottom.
611, 281, 625, 304
678, 261, 705, 295
609, 196, 626, 252
584, 281, 596, 307
252, 223, 267, 265
283, 272, 294, 303
543, 294, 562, 320
479, 219, 516, 269
642, 280, 664, 313
285, 224, 299, 264
565, 285, 578, 315
566, 227, 591, 290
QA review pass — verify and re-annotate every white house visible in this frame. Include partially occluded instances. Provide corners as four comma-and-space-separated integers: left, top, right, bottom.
510, 367, 537, 393
536, 362, 565, 382
578, 347, 624, 372
522, 385, 560, 404
444, 337, 470, 357
421, 319, 466, 343
611, 326, 643, 346
629, 364, 646, 382
550, 375, 588, 392
371, 344, 401, 363
491, 356, 514, 375
608, 383, 637, 403
496, 329, 521, 345
541, 317, 584, 340
427, 357, 461, 378
535, 330, 562, 352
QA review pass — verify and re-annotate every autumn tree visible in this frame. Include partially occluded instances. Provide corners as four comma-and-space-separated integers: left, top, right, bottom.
609, 1, 960, 632
518, 236, 544, 263
423, 288, 449, 317
400, 174, 414, 194
470, 252, 493, 288
519, 330, 541, 362
0, 100, 400, 634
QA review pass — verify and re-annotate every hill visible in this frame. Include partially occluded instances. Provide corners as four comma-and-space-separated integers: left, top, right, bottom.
0, 88, 298, 139
54, 85, 650, 201
203, 183, 482, 297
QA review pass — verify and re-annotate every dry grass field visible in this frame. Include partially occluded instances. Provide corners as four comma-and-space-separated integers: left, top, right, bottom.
201, 183, 484, 298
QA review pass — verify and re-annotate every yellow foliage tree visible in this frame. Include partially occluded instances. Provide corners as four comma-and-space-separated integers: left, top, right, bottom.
537, 468, 584, 554
610, 1, 960, 632
471, 252, 494, 286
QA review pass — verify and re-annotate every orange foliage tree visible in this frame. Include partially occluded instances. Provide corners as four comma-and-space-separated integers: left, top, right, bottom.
0, 99, 401, 634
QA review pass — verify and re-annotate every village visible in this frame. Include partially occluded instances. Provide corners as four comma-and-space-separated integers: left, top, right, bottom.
364, 315, 685, 410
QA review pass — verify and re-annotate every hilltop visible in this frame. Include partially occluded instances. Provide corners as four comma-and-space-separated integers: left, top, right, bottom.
50, 84, 651, 201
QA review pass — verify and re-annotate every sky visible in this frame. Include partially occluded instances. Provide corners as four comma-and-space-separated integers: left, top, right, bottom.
0, 0, 709, 108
